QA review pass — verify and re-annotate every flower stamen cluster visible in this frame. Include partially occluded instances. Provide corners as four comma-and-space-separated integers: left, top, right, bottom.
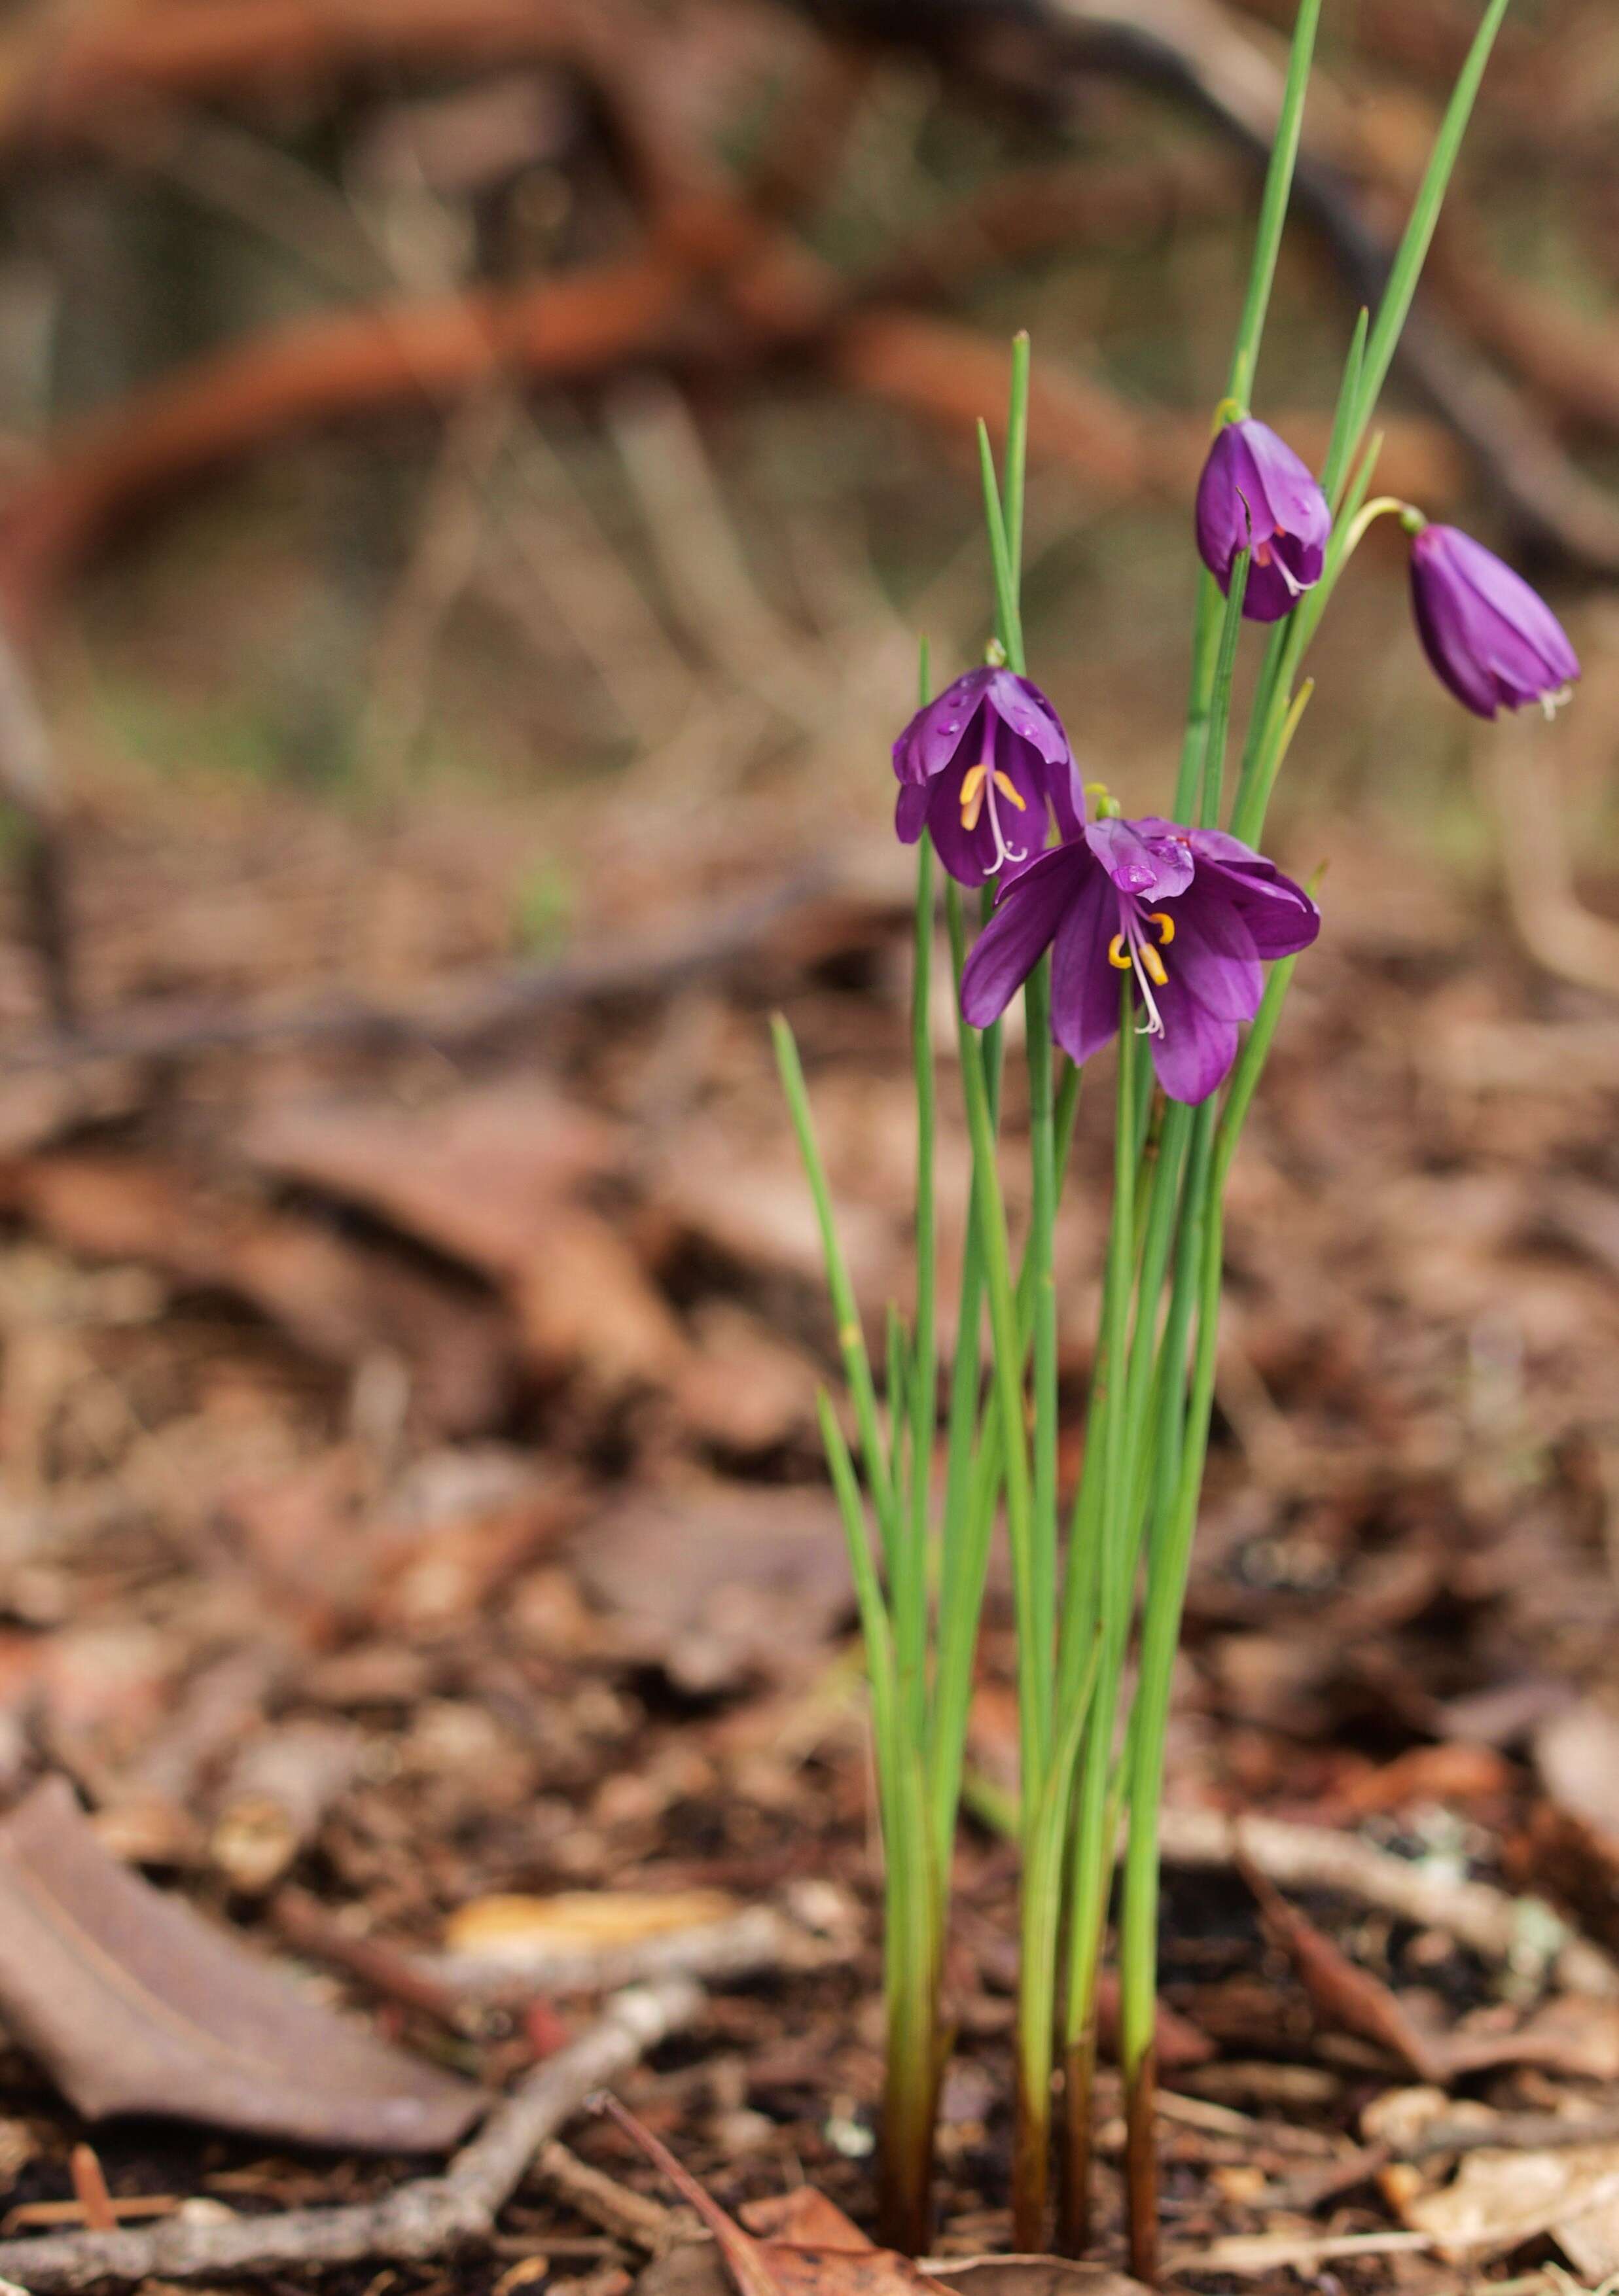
1107, 910, 1176, 1037
958, 758, 1030, 872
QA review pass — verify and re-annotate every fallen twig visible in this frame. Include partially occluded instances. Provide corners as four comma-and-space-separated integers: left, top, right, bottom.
427, 1905, 807, 1999
0, 1977, 702, 2293
533, 2139, 685, 2253
1159, 1807, 1619, 1997
1164, 2226, 1436, 2276
0, 872, 828, 1075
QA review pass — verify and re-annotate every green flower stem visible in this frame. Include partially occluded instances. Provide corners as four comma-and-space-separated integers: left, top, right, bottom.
1116, 959, 1298, 2282
1050, 1005, 1138, 2248
1225, 0, 1323, 411
949, 885, 1051, 2248
1004, 331, 1031, 615
1200, 552, 1250, 830
1340, 0, 1512, 476
774, 1019, 898, 1552
900, 771, 938, 1749
1173, 0, 1322, 822
948, 891, 1043, 1788
996, 336, 1060, 1765
1026, 958, 1060, 1729
1320, 305, 1370, 508
1173, 576, 1224, 821
818, 1391, 940, 2255
1228, 448, 1391, 845
1016, 1623, 1104, 2255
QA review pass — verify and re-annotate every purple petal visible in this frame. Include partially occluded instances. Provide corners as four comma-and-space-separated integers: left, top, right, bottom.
1085, 816, 1194, 900
1161, 884, 1262, 1023
985, 671, 1074, 768
1213, 866, 1319, 959
1237, 422, 1332, 556
1181, 825, 1268, 870
891, 670, 993, 785
959, 845, 1086, 1027
895, 781, 932, 845
1242, 555, 1307, 624
1047, 753, 1088, 843
1410, 526, 1580, 718
1050, 864, 1124, 1067
1196, 419, 1329, 622
926, 755, 993, 885
1148, 984, 1239, 1104
927, 736, 1047, 887
1182, 831, 1319, 959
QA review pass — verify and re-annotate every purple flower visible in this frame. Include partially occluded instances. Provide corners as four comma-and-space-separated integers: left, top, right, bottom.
1409, 523, 1580, 719
960, 815, 1319, 1104
893, 667, 1082, 887
1195, 419, 1331, 624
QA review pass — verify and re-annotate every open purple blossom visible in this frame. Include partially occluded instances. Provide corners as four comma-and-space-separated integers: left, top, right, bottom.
960, 814, 1319, 1104
1408, 523, 1580, 720
893, 667, 1082, 887
1195, 419, 1331, 624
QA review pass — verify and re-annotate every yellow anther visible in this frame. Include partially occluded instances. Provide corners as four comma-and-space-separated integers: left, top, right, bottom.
991, 769, 1027, 812
1107, 934, 1132, 971
1147, 910, 1175, 945
958, 762, 989, 831
1141, 942, 1169, 988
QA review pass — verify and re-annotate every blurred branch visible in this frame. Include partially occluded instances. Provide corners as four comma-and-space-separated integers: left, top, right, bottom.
793, 0, 1619, 572
0, 232, 721, 629
1429, 213, 1619, 444
3, 0, 707, 213
0, 629, 74, 1024
0, 1976, 703, 2293
0, 0, 1612, 651
0, 870, 828, 1074
1482, 715, 1619, 1004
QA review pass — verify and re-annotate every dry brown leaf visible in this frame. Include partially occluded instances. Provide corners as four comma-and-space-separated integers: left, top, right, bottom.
1239, 1856, 1446, 2081
928, 2263, 1148, 2296
445, 1890, 738, 1959
1398, 2141, 1619, 2261
1536, 1699, 1619, 1840
0, 1777, 482, 2150
739, 2193, 872, 2249
603, 2097, 952, 2296
578, 1483, 852, 1693
675, 1303, 819, 1455
245, 1084, 684, 1396
241, 1082, 625, 1270
0, 1152, 510, 1434
513, 1209, 688, 1392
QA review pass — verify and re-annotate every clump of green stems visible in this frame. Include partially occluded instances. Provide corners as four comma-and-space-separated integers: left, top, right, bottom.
774, 0, 1512, 2274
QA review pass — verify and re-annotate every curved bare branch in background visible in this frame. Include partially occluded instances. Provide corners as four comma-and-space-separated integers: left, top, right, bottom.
0, 0, 1610, 627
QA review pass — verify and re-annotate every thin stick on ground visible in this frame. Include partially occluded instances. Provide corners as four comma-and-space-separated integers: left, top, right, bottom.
0, 1978, 702, 2294
1158, 1807, 1619, 1998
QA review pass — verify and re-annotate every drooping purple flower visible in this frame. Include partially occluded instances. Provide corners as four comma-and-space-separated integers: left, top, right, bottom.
893, 667, 1083, 887
959, 814, 1319, 1104
1195, 419, 1331, 624
1408, 523, 1580, 720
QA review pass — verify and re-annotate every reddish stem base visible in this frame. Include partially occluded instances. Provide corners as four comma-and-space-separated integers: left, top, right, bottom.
1055, 2027, 1097, 2257
1124, 2047, 1160, 2286
1010, 2067, 1050, 2254
878, 2062, 940, 2257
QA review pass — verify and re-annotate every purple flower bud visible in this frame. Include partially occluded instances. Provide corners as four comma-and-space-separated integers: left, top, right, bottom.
1408, 523, 1580, 720
1195, 419, 1331, 624
891, 666, 1084, 889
